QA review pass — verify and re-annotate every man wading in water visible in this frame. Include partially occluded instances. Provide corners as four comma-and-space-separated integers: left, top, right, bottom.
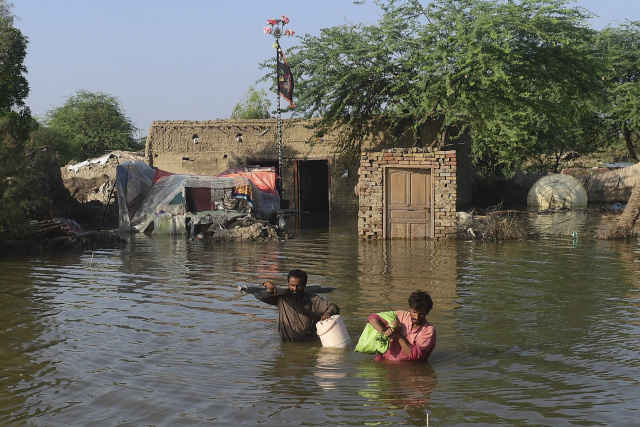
257, 269, 340, 342
367, 290, 436, 361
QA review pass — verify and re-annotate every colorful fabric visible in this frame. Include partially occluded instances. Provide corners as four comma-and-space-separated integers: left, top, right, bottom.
231, 185, 253, 207
53, 217, 84, 236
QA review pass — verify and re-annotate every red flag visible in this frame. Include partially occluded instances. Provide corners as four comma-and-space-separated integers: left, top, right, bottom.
277, 42, 295, 108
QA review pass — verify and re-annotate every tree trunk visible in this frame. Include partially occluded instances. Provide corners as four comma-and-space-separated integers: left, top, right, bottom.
623, 123, 639, 163
604, 179, 640, 238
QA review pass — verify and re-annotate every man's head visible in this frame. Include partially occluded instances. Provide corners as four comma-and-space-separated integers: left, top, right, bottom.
408, 290, 433, 327
287, 269, 308, 295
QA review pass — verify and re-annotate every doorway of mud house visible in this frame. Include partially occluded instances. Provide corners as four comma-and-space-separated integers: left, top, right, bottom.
295, 159, 330, 228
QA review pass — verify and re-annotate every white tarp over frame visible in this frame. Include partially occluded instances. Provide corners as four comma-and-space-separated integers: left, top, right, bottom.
527, 173, 588, 210
116, 161, 280, 234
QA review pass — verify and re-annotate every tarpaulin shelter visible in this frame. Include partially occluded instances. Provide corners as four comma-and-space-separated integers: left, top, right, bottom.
116, 161, 280, 235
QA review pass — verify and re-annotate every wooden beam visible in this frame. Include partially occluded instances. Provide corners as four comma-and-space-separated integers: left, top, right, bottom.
238, 284, 336, 298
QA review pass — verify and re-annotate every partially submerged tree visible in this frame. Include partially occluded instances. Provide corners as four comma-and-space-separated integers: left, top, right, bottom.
231, 85, 272, 119
596, 21, 640, 163
595, 21, 640, 239
603, 184, 640, 239
281, 0, 604, 179
45, 90, 137, 162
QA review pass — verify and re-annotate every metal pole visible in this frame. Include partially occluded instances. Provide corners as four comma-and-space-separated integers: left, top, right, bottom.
265, 18, 289, 206
276, 44, 283, 200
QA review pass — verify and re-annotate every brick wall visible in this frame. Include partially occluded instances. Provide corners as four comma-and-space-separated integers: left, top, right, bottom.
358, 148, 458, 239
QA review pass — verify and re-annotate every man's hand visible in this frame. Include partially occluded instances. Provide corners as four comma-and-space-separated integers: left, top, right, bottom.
321, 312, 332, 320
383, 320, 399, 339
263, 281, 277, 295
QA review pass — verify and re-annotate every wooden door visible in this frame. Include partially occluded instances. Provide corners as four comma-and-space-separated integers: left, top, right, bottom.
385, 167, 433, 239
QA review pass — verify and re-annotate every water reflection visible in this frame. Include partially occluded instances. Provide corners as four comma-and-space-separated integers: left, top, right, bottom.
355, 239, 460, 312
527, 209, 589, 236
313, 347, 350, 391
1, 212, 639, 425
0, 262, 58, 420
356, 361, 438, 422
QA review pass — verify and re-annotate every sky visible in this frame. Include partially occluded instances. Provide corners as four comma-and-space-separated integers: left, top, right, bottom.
11, 0, 638, 137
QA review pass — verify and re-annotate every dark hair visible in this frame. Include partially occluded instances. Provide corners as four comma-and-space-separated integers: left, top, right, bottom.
408, 290, 433, 314
287, 269, 308, 285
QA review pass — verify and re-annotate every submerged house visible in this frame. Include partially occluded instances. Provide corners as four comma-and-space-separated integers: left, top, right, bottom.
145, 118, 471, 239
145, 119, 360, 215
116, 161, 280, 235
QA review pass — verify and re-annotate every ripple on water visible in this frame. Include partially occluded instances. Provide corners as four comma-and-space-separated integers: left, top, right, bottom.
1, 216, 640, 425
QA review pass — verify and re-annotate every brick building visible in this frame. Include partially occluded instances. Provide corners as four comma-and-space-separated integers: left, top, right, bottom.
357, 149, 459, 239
145, 118, 470, 238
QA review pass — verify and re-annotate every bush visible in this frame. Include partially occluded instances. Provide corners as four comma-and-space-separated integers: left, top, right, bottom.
457, 210, 539, 241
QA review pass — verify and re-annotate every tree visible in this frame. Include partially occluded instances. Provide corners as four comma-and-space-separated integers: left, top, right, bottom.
231, 85, 272, 119
45, 90, 137, 161
604, 182, 640, 239
282, 0, 605, 178
28, 119, 75, 164
597, 21, 640, 163
0, 0, 38, 234
598, 22, 640, 238
0, 0, 30, 141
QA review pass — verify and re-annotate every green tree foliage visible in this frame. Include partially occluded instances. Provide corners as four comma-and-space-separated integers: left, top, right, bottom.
0, 0, 40, 234
597, 21, 640, 163
45, 90, 136, 161
0, 0, 30, 142
597, 21, 640, 237
231, 85, 272, 119
27, 119, 75, 164
283, 0, 605, 178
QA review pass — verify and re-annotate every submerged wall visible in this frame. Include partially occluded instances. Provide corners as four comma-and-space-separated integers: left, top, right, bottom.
358, 148, 458, 239
146, 118, 471, 215
145, 119, 360, 212
562, 163, 640, 204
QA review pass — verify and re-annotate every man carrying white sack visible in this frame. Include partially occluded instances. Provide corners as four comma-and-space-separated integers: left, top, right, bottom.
257, 269, 340, 342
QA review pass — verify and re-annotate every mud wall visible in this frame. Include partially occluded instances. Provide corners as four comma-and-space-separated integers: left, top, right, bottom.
61, 151, 145, 204
146, 119, 362, 212
562, 163, 640, 204
146, 119, 471, 214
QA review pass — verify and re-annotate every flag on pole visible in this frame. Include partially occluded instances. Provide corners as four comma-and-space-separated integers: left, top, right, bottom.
277, 42, 295, 108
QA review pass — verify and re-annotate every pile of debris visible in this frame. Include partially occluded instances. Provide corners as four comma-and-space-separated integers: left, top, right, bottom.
0, 218, 126, 254
198, 218, 289, 242
456, 210, 540, 241
62, 151, 145, 205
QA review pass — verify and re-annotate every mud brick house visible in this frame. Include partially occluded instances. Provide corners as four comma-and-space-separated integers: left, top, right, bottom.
145, 118, 470, 239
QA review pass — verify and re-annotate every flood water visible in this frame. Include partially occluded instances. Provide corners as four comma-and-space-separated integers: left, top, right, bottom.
1, 212, 639, 426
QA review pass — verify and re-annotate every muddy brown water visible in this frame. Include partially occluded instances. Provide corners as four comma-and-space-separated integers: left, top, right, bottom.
1, 212, 639, 426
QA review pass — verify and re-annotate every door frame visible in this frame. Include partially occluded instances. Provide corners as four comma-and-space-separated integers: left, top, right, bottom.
294, 158, 332, 214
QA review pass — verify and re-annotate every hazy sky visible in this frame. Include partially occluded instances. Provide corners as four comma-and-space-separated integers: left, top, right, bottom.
12, 0, 637, 137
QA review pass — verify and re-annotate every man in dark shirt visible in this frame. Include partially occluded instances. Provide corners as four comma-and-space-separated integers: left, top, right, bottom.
257, 269, 340, 342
